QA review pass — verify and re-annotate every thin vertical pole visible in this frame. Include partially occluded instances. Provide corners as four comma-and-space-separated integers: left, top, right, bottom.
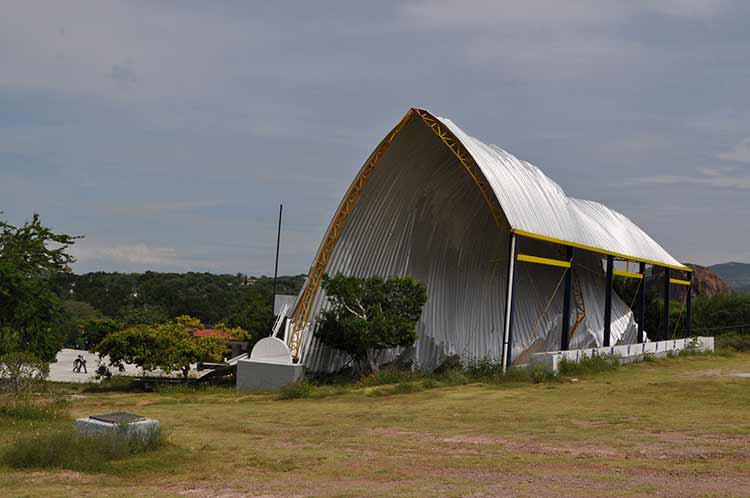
638, 262, 646, 343
272, 203, 283, 315
502, 233, 518, 373
561, 246, 574, 351
685, 270, 692, 338
663, 267, 670, 341
604, 255, 614, 347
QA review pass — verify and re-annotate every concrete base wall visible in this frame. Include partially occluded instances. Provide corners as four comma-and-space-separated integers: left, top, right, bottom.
530, 337, 714, 373
236, 359, 305, 391
76, 418, 160, 438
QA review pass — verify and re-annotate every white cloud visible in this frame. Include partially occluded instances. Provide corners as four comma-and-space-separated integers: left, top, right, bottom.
623, 170, 750, 189
718, 138, 750, 164
72, 242, 179, 267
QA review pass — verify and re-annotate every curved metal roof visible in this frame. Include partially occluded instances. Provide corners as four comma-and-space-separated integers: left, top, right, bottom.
437, 112, 687, 271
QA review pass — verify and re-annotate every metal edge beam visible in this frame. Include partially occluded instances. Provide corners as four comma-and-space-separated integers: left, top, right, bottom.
512, 229, 690, 273
669, 278, 691, 286
613, 269, 644, 279
517, 253, 571, 269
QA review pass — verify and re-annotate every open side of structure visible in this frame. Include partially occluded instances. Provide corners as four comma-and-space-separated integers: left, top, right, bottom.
287, 108, 692, 373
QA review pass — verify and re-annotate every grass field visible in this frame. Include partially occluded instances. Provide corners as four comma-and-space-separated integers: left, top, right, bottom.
1, 352, 749, 498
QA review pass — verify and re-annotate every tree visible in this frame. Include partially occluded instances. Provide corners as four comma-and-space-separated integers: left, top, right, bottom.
224, 287, 273, 344
315, 274, 427, 375
0, 213, 79, 361
118, 304, 169, 327
95, 316, 231, 382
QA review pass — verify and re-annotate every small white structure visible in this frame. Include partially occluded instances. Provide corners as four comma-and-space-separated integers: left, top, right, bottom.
236, 336, 304, 391
76, 412, 160, 439
529, 337, 714, 373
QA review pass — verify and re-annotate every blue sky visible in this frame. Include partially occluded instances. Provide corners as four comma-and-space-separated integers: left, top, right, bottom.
1, 0, 749, 274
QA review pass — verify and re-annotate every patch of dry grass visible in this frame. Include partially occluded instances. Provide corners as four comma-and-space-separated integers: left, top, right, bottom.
1, 353, 749, 497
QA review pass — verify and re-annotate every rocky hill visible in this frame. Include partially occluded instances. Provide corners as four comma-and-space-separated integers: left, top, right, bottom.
708, 262, 750, 293
649, 264, 733, 301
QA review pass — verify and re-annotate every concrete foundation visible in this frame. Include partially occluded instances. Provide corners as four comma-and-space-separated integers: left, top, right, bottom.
76, 417, 160, 438
530, 336, 714, 373
236, 358, 305, 391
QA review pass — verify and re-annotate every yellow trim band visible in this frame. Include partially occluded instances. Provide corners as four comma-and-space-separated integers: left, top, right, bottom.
670, 278, 691, 286
613, 269, 644, 280
517, 253, 571, 269
512, 229, 691, 272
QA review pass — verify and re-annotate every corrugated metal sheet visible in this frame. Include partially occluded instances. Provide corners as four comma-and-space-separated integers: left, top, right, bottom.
296, 109, 677, 372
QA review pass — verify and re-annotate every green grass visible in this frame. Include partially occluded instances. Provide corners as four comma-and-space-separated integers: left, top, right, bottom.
0, 352, 748, 497
277, 381, 315, 400
3, 427, 163, 473
0, 403, 66, 421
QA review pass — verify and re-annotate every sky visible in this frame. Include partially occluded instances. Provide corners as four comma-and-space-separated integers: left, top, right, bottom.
1, 0, 749, 275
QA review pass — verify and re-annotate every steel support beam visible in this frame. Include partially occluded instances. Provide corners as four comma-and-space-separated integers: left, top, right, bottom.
663, 267, 671, 341
638, 262, 646, 343
604, 255, 614, 347
561, 246, 574, 351
502, 233, 518, 372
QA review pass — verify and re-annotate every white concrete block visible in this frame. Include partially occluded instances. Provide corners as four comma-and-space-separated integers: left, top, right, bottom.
76, 417, 160, 438
236, 359, 305, 391
529, 337, 714, 374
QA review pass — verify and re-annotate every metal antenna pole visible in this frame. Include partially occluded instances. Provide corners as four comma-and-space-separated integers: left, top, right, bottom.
272, 204, 283, 318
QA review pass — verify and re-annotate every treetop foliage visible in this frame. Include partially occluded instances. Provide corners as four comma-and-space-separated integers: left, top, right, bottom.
95, 315, 244, 381
0, 213, 80, 361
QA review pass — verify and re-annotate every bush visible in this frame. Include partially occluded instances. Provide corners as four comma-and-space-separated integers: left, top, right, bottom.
465, 359, 503, 383
358, 367, 417, 387
277, 382, 314, 400
716, 332, 750, 352
559, 352, 620, 376
2, 428, 162, 472
0, 403, 65, 421
0, 351, 48, 396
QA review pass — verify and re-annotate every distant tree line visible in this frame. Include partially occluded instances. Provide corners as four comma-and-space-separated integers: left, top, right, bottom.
51, 272, 306, 350
614, 277, 750, 339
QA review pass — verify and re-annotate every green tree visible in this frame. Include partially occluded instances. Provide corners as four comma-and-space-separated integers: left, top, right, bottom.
0, 213, 79, 361
118, 304, 169, 327
95, 316, 230, 382
315, 274, 427, 375
224, 287, 273, 344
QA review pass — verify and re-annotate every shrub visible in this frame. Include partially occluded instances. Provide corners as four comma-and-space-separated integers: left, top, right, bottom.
716, 332, 750, 352
358, 367, 417, 387
559, 352, 620, 376
0, 403, 65, 421
0, 351, 48, 396
277, 382, 314, 400
440, 368, 469, 386
465, 358, 503, 383
3, 428, 162, 472
529, 363, 549, 384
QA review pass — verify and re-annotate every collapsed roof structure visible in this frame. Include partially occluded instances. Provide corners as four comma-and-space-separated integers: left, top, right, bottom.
287, 108, 692, 372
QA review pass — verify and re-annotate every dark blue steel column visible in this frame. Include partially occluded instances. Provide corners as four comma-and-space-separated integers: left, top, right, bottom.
663, 267, 671, 341
561, 246, 574, 351
604, 255, 614, 347
638, 262, 646, 343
